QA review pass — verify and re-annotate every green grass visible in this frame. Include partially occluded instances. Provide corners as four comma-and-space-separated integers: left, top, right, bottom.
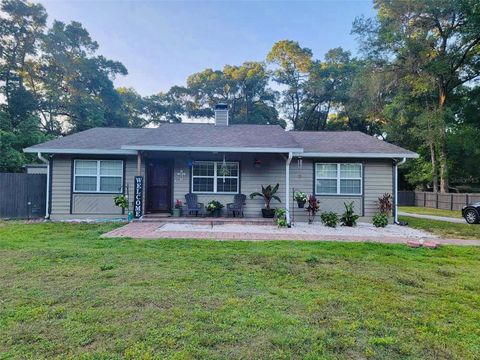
400, 216, 480, 240
1, 221, 480, 359
399, 206, 462, 219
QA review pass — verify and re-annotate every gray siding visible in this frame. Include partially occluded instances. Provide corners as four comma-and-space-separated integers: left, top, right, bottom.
72, 194, 121, 214
49, 152, 394, 221
364, 159, 393, 217
289, 159, 362, 222
289, 159, 393, 221
50, 155, 141, 220
51, 156, 71, 215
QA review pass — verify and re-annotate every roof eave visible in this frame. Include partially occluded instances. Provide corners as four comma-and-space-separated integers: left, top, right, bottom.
24, 147, 138, 155
294, 152, 419, 159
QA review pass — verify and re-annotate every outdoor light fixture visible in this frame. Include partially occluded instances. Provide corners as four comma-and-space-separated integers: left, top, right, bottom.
297, 158, 303, 169
254, 159, 261, 168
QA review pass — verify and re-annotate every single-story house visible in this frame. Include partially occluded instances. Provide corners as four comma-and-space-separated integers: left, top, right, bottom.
24, 104, 417, 223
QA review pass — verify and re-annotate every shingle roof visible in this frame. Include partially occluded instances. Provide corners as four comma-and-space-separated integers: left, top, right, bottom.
290, 131, 417, 156
24, 124, 417, 158
123, 123, 301, 149
25, 128, 149, 152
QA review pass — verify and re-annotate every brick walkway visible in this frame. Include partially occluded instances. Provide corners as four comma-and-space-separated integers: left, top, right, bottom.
102, 222, 480, 246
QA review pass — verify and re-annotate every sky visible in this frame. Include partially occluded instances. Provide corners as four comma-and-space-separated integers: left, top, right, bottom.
39, 0, 376, 96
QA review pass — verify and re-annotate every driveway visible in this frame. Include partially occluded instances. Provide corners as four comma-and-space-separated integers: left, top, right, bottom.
103, 221, 480, 246
398, 211, 465, 223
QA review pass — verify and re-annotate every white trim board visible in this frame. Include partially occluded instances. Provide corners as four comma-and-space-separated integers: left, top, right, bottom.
295, 152, 418, 159
24, 148, 137, 155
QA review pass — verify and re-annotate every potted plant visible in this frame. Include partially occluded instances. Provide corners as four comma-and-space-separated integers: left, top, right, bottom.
294, 191, 308, 208
250, 183, 281, 218
306, 195, 320, 224
206, 200, 224, 217
172, 199, 182, 217
114, 194, 132, 221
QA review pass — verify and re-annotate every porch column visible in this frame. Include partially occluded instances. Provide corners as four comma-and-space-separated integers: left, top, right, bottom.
136, 151, 142, 176
285, 152, 293, 225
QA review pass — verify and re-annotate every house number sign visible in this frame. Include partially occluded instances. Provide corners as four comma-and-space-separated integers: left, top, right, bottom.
134, 176, 143, 218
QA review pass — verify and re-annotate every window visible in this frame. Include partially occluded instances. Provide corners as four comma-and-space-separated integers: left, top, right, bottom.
192, 161, 239, 194
74, 160, 123, 193
315, 163, 362, 195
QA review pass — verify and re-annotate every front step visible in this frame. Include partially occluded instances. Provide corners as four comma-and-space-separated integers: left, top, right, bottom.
135, 215, 274, 226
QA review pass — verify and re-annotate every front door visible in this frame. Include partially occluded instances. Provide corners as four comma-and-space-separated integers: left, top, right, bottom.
146, 160, 172, 213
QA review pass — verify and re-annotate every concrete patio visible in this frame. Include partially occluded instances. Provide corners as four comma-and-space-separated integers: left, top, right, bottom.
102, 221, 480, 246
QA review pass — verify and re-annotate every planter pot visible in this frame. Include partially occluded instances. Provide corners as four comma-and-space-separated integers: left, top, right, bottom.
297, 200, 306, 208
262, 208, 275, 218
172, 208, 182, 217
209, 208, 221, 217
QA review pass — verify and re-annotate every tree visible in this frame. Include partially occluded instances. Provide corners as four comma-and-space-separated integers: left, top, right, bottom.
267, 40, 312, 129
0, 0, 47, 171
184, 62, 280, 125
300, 48, 360, 131
26, 20, 128, 134
353, 0, 480, 192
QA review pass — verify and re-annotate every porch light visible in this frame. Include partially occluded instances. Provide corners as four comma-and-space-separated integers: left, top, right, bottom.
254, 159, 261, 168
297, 158, 303, 169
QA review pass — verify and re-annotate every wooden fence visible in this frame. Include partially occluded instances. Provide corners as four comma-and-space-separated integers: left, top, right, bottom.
0, 173, 46, 219
398, 191, 480, 210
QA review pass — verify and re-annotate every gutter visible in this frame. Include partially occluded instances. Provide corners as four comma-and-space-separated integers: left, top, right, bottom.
285, 152, 293, 226
37, 152, 50, 219
294, 152, 418, 159
394, 157, 406, 224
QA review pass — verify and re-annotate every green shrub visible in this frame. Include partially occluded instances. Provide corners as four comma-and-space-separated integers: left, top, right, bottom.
114, 194, 129, 210
340, 202, 359, 227
277, 218, 288, 228
372, 213, 388, 228
275, 208, 288, 227
320, 211, 339, 228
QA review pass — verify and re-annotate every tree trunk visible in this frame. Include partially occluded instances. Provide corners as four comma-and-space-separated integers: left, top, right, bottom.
438, 85, 449, 193
430, 143, 438, 193
439, 141, 448, 193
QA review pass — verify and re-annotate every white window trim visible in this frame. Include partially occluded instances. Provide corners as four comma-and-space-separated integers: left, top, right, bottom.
315, 163, 363, 196
73, 159, 124, 193
191, 161, 239, 194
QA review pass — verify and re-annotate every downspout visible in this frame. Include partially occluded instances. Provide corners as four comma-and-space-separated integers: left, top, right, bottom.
37, 152, 50, 219
285, 152, 293, 226
394, 157, 406, 224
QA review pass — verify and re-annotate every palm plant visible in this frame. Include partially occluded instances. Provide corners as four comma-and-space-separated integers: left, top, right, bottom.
250, 183, 282, 209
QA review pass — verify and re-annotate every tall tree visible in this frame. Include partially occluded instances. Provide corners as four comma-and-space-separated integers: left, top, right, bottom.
185, 62, 280, 125
267, 40, 312, 129
353, 0, 480, 192
0, 0, 47, 171
26, 20, 128, 134
300, 48, 359, 131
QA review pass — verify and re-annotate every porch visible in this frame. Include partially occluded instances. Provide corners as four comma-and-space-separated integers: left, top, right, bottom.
136, 150, 293, 221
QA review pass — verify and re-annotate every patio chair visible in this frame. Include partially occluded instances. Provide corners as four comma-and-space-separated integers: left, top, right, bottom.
227, 194, 246, 217
184, 193, 204, 217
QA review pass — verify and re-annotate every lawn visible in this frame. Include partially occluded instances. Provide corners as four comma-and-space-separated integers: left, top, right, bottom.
400, 215, 480, 240
399, 206, 462, 219
1, 222, 480, 359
